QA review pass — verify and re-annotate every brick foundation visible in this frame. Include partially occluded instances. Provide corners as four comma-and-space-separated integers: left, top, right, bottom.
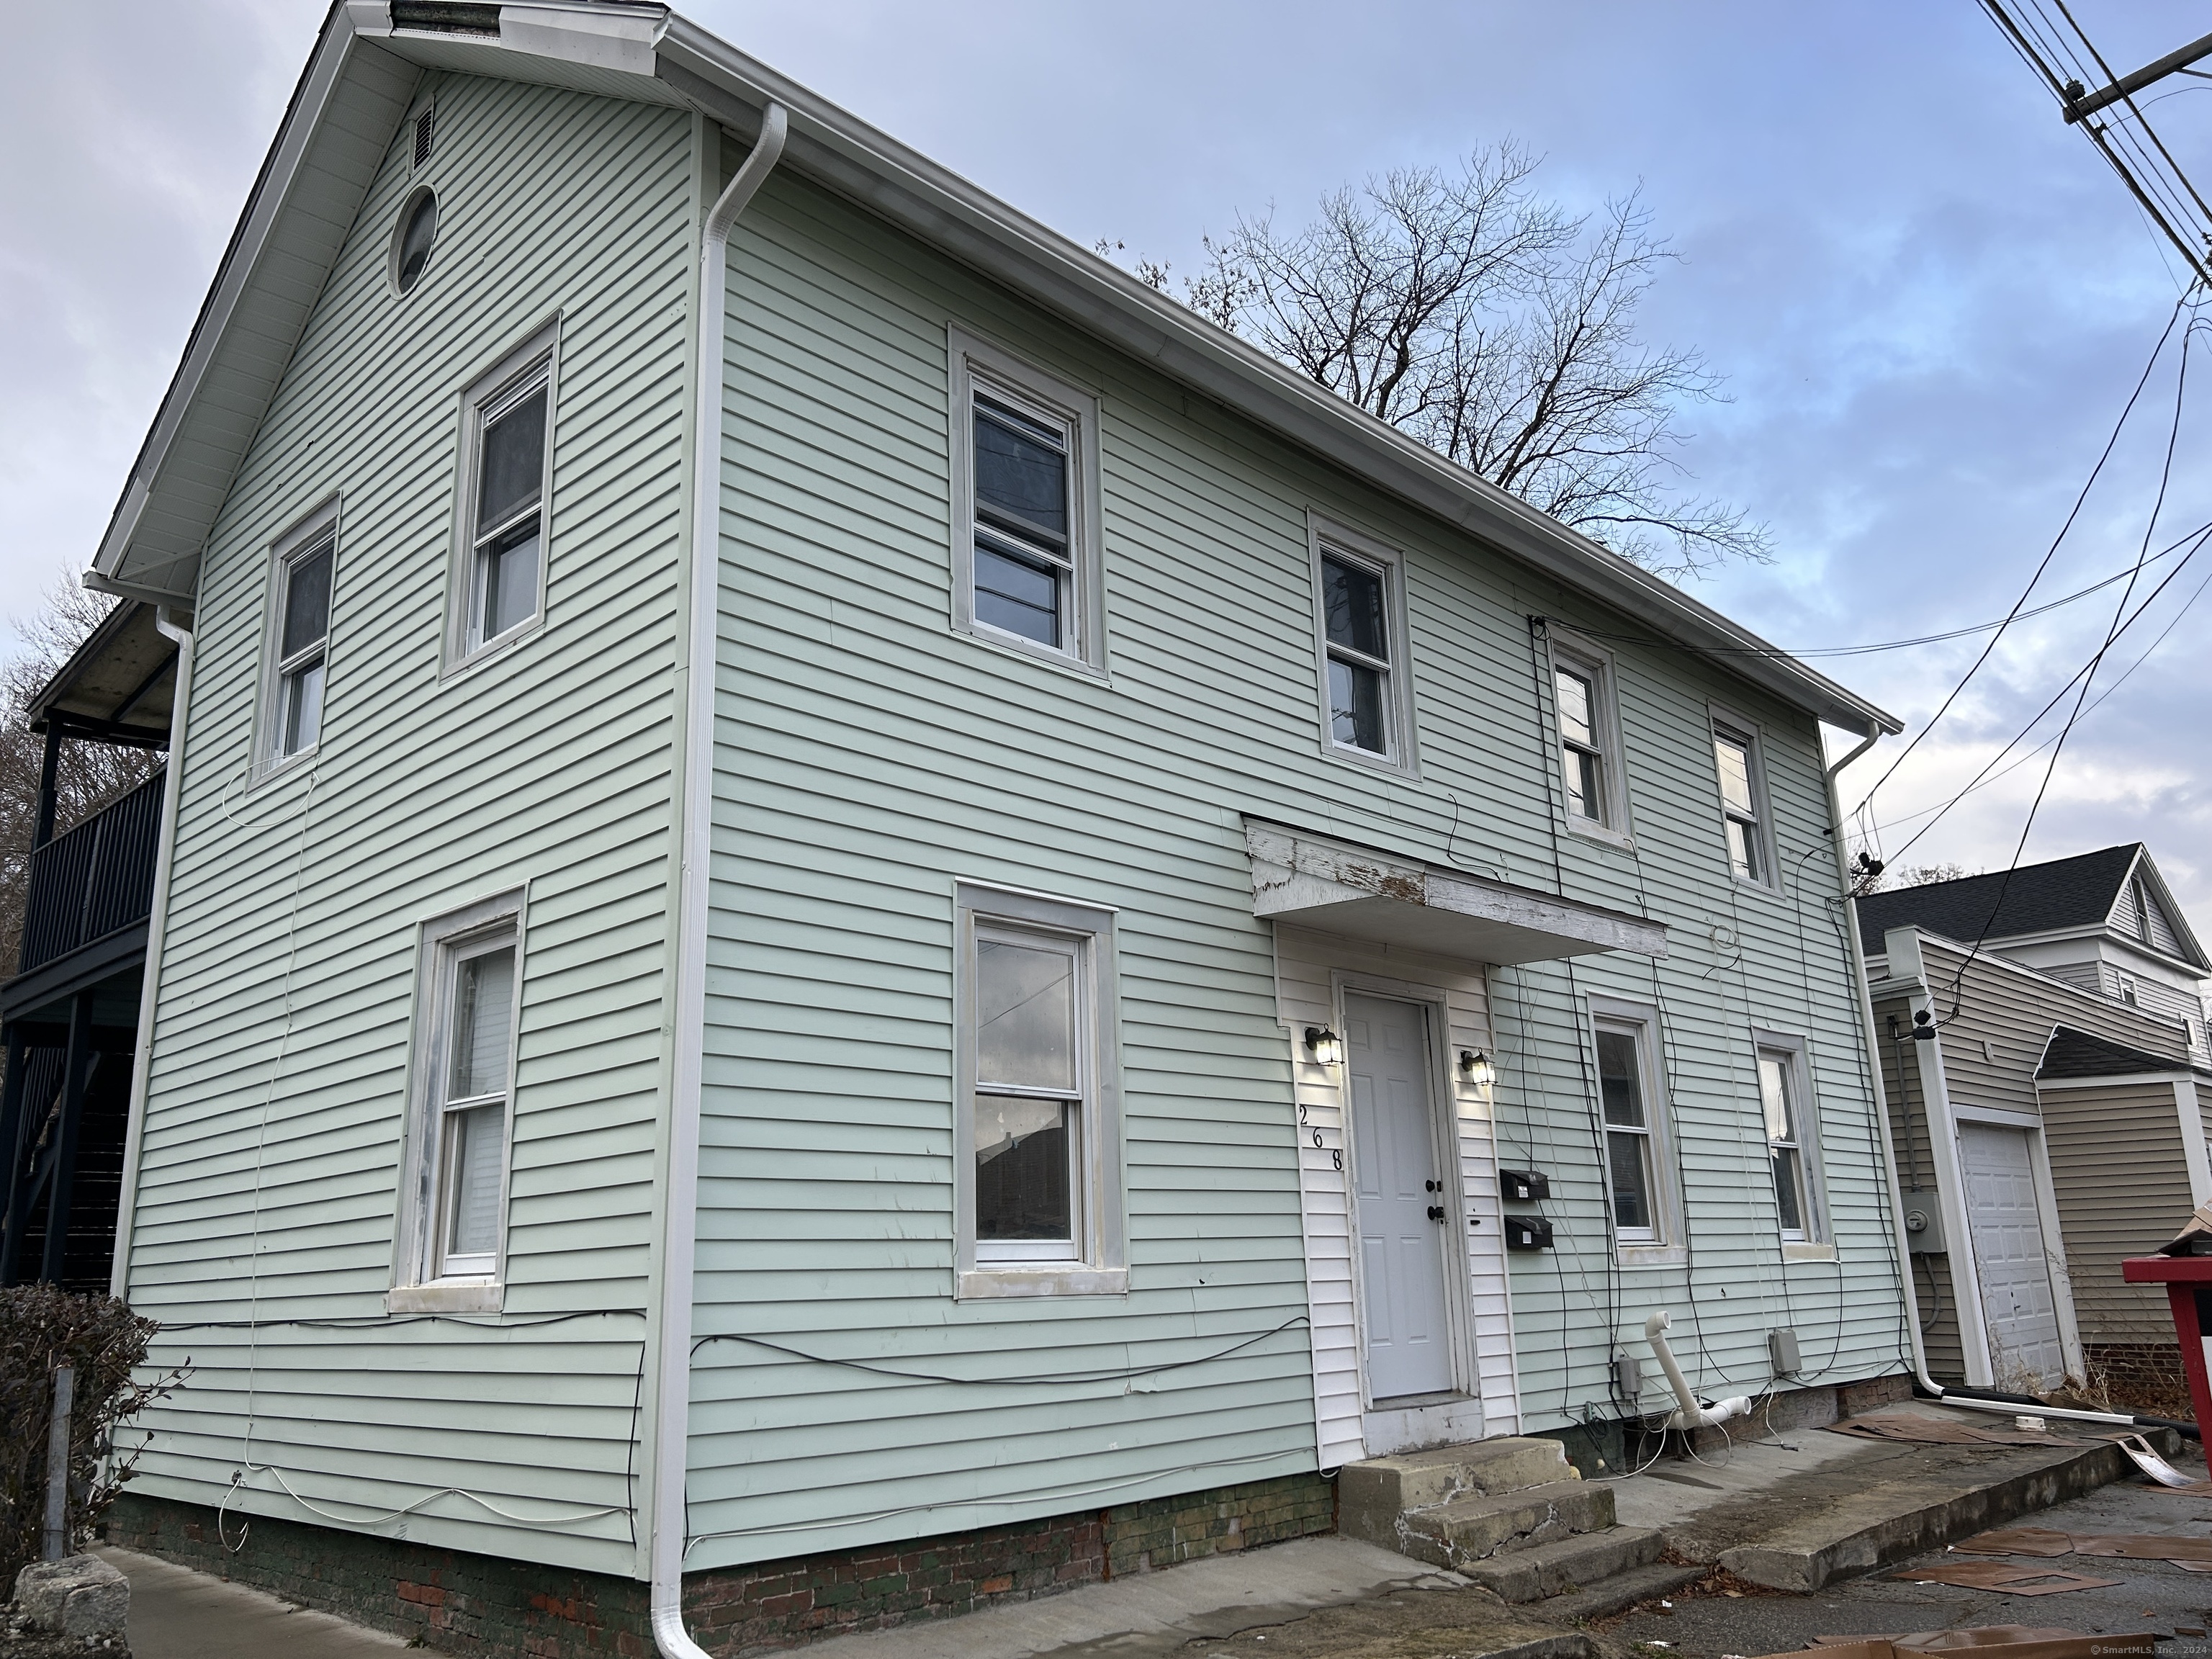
106, 1470, 1334, 1657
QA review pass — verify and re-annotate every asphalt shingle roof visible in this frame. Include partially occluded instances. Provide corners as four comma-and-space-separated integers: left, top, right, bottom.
1854, 845, 2141, 950
2036, 1023, 2183, 1079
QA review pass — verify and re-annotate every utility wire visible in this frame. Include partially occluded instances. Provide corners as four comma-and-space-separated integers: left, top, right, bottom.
1848, 291, 2192, 818
1863, 551, 2212, 842
1934, 312, 2195, 1017
1884, 505, 2212, 868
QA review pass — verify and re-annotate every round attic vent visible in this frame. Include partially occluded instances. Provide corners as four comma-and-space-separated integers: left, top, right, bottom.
391, 186, 440, 295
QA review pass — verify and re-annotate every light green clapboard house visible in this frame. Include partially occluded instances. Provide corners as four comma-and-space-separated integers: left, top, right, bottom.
68, 2, 1909, 1651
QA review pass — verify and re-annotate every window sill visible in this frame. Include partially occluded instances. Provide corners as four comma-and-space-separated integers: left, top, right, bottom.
1565, 819, 1636, 853
1321, 738, 1419, 782
1617, 1243, 1689, 1269
248, 746, 318, 793
440, 618, 543, 685
957, 1267, 1128, 1300
387, 1282, 504, 1314
958, 621, 1110, 683
1782, 1241, 1837, 1263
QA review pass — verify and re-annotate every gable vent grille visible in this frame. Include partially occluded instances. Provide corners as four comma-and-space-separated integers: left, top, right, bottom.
413, 106, 436, 169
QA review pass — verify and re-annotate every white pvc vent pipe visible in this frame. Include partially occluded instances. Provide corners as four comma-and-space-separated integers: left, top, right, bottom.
1644, 1311, 1753, 1431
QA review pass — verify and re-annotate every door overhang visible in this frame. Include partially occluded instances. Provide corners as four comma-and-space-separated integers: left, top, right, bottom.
1244, 819, 1667, 965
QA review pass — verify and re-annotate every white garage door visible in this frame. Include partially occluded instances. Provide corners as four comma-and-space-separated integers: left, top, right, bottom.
1958, 1122, 2065, 1388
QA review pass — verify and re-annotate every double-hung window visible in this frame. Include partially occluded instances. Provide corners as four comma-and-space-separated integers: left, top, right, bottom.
1590, 999, 1680, 1259
1759, 1048, 1811, 1240
1596, 1020, 1659, 1241
1310, 519, 1416, 771
1321, 550, 1393, 755
1556, 666, 1606, 823
259, 507, 338, 773
449, 326, 557, 667
396, 894, 523, 1306
955, 883, 1124, 1298
1712, 716, 1771, 885
1546, 631, 1624, 836
949, 328, 1104, 672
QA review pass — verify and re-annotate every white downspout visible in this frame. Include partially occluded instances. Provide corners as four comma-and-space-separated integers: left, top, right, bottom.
107, 603, 196, 1301
652, 100, 787, 1659
1824, 727, 1941, 1395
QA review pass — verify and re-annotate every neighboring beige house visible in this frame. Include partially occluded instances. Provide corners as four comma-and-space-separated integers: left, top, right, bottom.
1857, 846, 2211, 1394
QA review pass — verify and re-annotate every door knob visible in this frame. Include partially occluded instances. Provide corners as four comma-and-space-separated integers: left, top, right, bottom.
1425, 1179, 1440, 1192
1427, 1205, 1446, 1221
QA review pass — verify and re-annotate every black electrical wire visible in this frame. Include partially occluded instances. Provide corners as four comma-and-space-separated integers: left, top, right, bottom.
1881, 513, 2212, 869
689, 1315, 1310, 1386
1936, 315, 2195, 1019
1849, 290, 2192, 819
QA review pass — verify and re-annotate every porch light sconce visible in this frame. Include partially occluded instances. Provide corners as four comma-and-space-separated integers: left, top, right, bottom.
1304, 1026, 1341, 1066
1459, 1048, 1494, 1087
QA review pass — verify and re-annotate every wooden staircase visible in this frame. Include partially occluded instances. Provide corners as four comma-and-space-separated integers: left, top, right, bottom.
1339, 1438, 1668, 1604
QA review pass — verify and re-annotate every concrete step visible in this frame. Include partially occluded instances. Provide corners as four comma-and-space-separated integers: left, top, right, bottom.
1691, 1426, 2185, 1592
1459, 1525, 1668, 1603
1537, 1559, 1707, 1623
1395, 1480, 1617, 1570
1340, 1437, 1577, 1547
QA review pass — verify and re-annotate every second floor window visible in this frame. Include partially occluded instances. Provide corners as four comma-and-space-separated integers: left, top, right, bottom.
948, 329, 1104, 673
1713, 724, 1768, 884
469, 361, 550, 651
1555, 666, 1605, 822
275, 536, 332, 759
1319, 548, 1394, 757
971, 390, 1074, 649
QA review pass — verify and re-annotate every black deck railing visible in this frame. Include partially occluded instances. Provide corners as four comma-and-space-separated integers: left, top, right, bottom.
17, 769, 166, 976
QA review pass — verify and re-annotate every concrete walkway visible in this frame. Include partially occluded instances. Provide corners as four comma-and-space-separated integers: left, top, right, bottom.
94, 1547, 405, 1659
795, 1534, 1475, 1659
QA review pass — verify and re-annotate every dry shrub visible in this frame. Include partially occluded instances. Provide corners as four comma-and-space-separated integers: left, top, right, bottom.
1, 1286, 184, 1588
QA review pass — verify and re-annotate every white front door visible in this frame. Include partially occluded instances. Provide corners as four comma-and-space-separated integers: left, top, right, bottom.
1346, 992, 1456, 1401
1958, 1122, 2065, 1387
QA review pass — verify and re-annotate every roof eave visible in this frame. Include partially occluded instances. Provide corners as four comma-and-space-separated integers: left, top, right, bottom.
655, 17, 1897, 739
89, 1, 1900, 739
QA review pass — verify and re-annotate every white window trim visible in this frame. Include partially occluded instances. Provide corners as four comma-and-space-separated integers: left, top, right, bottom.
1752, 1028, 1829, 1251
1308, 513, 1420, 778
1588, 994, 1684, 1267
442, 318, 561, 677
251, 497, 343, 785
1709, 703, 1779, 891
953, 881, 1125, 1298
947, 326, 1107, 678
390, 888, 526, 1306
1542, 626, 1631, 848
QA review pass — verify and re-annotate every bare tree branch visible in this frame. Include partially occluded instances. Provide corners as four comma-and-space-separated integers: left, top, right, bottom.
1172, 145, 1771, 580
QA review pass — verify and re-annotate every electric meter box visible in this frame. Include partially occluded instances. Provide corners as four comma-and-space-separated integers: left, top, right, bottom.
1902, 1189, 1946, 1253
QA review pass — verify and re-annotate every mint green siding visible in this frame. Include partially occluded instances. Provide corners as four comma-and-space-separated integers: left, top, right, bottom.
690, 163, 1902, 1565
119, 73, 698, 1576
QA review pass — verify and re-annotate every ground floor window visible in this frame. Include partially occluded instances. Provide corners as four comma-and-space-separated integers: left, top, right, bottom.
954, 882, 1124, 1295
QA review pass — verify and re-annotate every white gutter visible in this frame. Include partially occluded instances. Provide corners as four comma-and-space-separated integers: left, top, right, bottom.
107, 605, 196, 1300
650, 99, 787, 1659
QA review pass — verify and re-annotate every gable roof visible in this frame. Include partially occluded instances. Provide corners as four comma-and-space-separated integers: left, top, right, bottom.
1857, 844, 2209, 973
86, 1, 1899, 739
2036, 1023, 2187, 1081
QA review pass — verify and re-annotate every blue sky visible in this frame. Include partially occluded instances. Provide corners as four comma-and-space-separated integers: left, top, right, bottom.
6, 1, 2211, 914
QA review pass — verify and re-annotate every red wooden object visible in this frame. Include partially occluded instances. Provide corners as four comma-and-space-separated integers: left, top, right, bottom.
2121, 1254, 2212, 1441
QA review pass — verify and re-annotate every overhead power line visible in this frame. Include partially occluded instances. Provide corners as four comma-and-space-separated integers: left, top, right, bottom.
1979, 1, 2212, 286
